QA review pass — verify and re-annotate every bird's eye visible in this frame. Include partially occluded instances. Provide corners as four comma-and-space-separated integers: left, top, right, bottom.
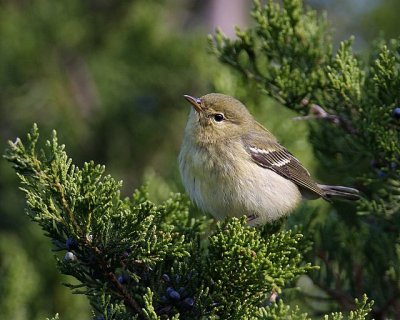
213, 114, 224, 122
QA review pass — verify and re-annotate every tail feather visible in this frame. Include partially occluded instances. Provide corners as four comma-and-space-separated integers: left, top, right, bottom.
318, 184, 360, 201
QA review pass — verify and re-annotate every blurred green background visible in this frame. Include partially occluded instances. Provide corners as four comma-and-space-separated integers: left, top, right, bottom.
0, 0, 399, 319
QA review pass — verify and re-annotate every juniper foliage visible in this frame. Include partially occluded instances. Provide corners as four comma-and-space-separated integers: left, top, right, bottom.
5, 124, 372, 319
211, 0, 399, 318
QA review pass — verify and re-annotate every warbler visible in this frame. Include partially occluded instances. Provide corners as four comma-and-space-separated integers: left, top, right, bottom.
179, 93, 359, 226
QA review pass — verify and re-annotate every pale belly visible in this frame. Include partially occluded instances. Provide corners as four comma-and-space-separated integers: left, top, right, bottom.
179, 143, 302, 225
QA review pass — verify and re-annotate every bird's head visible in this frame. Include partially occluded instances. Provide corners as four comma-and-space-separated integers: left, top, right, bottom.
183, 93, 253, 143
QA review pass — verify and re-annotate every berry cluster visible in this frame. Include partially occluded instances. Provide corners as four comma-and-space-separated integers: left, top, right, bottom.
158, 273, 195, 315
370, 157, 399, 178
392, 107, 400, 119
64, 237, 78, 262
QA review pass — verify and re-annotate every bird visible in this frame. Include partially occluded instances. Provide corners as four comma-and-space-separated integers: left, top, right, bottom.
178, 93, 360, 226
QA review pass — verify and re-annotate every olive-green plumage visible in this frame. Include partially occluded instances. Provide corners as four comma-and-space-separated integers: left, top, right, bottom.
179, 93, 359, 225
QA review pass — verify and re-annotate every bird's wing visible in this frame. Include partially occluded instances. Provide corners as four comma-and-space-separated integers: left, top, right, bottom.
242, 133, 327, 199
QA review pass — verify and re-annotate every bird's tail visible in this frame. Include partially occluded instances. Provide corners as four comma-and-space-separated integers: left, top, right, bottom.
318, 184, 360, 201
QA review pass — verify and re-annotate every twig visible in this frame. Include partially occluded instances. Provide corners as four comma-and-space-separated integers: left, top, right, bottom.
56, 180, 145, 317
89, 244, 145, 318
55, 182, 81, 233
108, 271, 144, 317
293, 99, 358, 135
316, 251, 356, 311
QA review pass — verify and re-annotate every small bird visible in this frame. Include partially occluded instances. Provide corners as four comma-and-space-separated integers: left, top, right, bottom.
179, 93, 360, 226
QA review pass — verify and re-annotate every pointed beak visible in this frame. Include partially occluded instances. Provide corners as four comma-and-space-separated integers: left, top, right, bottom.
184, 95, 202, 113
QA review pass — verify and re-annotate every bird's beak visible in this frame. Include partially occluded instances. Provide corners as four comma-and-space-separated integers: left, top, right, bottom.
184, 95, 202, 113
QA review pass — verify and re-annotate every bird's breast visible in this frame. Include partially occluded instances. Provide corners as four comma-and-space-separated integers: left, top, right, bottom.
178, 139, 302, 224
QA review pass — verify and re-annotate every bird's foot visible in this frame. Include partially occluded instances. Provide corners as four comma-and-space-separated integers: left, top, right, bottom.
247, 214, 259, 226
